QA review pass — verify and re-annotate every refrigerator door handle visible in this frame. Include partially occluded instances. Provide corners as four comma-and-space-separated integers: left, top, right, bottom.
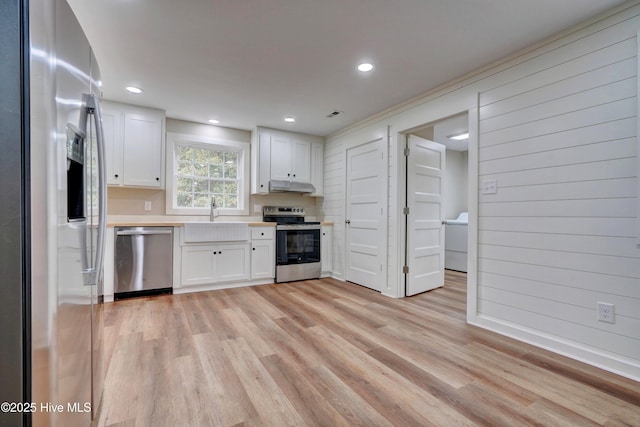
80, 93, 107, 285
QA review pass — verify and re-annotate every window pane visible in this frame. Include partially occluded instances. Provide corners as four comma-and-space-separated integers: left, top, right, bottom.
193, 178, 208, 193
209, 180, 223, 193
177, 192, 193, 207
209, 164, 223, 178
177, 161, 192, 176
224, 182, 237, 194
193, 194, 210, 208
177, 177, 192, 192
194, 162, 207, 177
174, 141, 243, 212
176, 146, 193, 162
225, 163, 238, 179
224, 152, 237, 164
224, 195, 238, 208
210, 151, 223, 165
193, 148, 209, 164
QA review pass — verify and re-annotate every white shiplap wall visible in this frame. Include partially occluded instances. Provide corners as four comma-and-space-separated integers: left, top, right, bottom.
322, 136, 347, 280
477, 11, 639, 367
324, 1, 640, 379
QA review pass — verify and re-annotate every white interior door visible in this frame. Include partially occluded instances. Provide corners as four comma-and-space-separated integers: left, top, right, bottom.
345, 137, 386, 291
406, 135, 445, 296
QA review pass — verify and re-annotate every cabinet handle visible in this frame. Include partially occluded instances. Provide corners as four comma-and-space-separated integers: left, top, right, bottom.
156, 177, 159, 181
287, 173, 290, 177
261, 232, 264, 236
252, 248, 255, 251
114, 174, 119, 178
260, 184, 264, 188
345, 219, 351, 224
293, 174, 296, 177
323, 233, 326, 235
213, 251, 217, 254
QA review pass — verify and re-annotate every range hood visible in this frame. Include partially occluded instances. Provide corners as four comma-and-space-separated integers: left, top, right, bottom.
269, 180, 316, 193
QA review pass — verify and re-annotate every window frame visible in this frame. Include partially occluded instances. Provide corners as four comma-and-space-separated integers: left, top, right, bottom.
166, 132, 250, 216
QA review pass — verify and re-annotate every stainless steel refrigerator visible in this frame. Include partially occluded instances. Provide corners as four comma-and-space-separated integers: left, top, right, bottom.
0, 0, 107, 425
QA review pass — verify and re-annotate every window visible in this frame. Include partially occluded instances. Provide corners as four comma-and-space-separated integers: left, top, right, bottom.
166, 133, 249, 215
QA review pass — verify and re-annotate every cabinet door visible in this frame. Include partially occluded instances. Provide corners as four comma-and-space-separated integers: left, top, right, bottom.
291, 140, 311, 182
181, 245, 216, 286
270, 135, 293, 181
102, 108, 123, 185
310, 141, 324, 196
215, 244, 250, 282
122, 112, 163, 188
251, 240, 274, 280
321, 226, 332, 276
255, 133, 271, 194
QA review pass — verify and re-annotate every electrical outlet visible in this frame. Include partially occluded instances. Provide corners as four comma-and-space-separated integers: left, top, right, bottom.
482, 179, 497, 194
597, 302, 615, 324
144, 201, 152, 211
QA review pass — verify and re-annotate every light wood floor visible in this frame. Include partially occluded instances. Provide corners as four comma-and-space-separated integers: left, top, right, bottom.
99, 271, 640, 426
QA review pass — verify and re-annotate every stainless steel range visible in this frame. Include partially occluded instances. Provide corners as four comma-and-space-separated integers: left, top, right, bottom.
263, 206, 321, 283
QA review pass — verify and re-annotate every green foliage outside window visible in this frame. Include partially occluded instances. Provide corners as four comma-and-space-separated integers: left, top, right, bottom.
175, 144, 240, 208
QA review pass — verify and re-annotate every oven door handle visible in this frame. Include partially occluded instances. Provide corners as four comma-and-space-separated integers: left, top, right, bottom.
276, 225, 322, 231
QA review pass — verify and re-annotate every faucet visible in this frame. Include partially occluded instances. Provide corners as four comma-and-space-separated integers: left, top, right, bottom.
209, 197, 219, 221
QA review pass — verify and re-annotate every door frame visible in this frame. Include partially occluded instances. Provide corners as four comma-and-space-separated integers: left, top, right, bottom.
395, 104, 479, 321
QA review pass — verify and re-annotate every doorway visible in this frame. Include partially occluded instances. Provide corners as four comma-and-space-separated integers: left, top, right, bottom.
403, 112, 470, 297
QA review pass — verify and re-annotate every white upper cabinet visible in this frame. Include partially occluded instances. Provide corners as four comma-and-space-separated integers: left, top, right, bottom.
291, 140, 311, 182
251, 127, 323, 196
102, 107, 123, 185
270, 135, 294, 181
102, 100, 166, 189
270, 136, 311, 183
252, 132, 271, 194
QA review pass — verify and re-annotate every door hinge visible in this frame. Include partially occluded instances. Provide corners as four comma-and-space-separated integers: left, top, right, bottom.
404, 147, 410, 156
402, 265, 409, 274
403, 207, 410, 215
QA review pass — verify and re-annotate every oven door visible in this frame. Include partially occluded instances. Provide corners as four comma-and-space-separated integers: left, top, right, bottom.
276, 226, 321, 265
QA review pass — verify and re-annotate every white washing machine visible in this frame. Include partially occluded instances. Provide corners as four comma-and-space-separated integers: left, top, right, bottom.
444, 212, 468, 272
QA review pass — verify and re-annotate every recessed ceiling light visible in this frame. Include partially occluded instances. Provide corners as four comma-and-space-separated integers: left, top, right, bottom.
208, 119, 220, 124
357, 63, 374, 72
448, 132, 469, 141
284, 117, 296, 123
125, 86, 143, 94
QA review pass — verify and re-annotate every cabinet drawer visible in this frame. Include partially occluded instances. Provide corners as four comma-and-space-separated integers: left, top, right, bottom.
251, 227, 274, 240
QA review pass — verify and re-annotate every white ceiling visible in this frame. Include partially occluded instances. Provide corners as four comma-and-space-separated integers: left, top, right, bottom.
67, 0, 627, 137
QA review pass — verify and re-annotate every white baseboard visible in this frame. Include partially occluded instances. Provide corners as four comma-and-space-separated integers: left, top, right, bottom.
172, 278, 274, 295
470, 314, 640, 382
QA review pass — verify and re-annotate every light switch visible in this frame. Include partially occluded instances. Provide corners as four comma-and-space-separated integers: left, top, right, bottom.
482, 179, 497, 195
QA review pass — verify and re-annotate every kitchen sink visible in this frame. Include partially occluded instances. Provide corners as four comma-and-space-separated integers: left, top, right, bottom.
182, 221, 249, 243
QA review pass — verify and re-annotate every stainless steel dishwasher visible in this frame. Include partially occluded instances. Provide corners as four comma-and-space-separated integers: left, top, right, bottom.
114, 226, 173, 299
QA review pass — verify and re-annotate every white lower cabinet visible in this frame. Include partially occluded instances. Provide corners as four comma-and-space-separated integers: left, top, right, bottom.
181, 243, 250, 287
178, 226, 275, 290
321, 225, 332, 277
250, 227, 275, 280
